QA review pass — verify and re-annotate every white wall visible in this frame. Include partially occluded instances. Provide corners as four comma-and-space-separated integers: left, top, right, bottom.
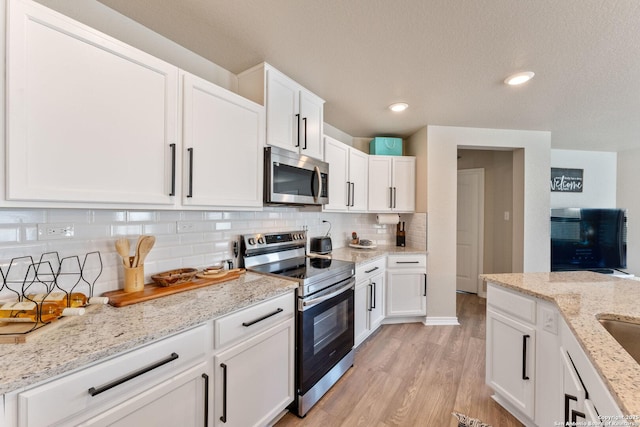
426, 126, 551, 322
617, 148, 640, 275
550, 149, 617, 208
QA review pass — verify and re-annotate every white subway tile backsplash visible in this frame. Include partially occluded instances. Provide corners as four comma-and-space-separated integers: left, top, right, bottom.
0, 207, 426, 295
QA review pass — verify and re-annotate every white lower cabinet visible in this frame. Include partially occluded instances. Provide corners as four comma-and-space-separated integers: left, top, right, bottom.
212, 291, 295, 427
11, 325, 209, 427
486, 282, 623, 426
214, 319, 294, 427
354, 258, 385, 347
385, 255, 427, 318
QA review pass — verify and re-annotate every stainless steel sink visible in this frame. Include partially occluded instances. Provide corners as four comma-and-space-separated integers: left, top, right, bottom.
598, 318, 640, 364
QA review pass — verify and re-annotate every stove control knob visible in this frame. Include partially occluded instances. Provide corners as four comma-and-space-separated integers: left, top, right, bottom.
257, 237, 265, 244
248, 238, 256, 245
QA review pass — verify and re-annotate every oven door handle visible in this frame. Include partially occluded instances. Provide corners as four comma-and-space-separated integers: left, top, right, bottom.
301, 280, 354, 309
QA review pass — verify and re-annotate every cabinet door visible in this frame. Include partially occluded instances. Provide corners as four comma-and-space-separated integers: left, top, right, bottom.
79, 362, 210, 427
349, 148, 369, 212
323, 136, 349, 212
369, 272, 385, 330
214, 319, 294, 427
392, 157, 416, 212
354, 281, 370, 347
386, 271, 426, 317
182, 73, 264, 208
6, 0, 178, 205
368, 156, 393, 211
486, 308, 536, 419
298, 90, 324, 160
265, 68, 299, 152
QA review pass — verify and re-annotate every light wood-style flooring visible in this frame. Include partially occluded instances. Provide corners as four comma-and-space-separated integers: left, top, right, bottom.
276, 292, 523, 427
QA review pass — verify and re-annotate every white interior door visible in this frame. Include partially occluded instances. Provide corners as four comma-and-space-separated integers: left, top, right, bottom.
457, 169, 484, 293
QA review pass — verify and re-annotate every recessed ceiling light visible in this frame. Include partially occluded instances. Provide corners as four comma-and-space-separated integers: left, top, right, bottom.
389, 102, 409, 112
504, 71, 535, 86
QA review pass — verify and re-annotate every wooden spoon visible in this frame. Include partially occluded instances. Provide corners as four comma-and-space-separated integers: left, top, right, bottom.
115, 238, 131, 267
134, 235, 156, 267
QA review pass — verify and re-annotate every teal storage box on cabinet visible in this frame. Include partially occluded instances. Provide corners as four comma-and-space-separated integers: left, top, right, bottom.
369, 137, 402, 155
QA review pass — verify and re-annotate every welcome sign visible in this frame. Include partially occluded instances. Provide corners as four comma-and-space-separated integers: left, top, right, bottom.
550, 168, 583, 192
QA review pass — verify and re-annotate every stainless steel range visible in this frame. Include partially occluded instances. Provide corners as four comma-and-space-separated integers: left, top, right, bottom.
241, 230, 355, 417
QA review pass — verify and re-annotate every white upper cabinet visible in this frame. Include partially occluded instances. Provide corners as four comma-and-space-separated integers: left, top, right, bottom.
182, 72, 264, 208
238, 63, 325, 160
6, 0, 178, 205
368, 156, 416, 212
323, 136, 368, 212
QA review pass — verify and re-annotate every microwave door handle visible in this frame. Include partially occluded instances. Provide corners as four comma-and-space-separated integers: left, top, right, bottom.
313, 166, 322, 203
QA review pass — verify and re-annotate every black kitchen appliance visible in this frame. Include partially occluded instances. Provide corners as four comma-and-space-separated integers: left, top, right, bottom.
240, 230, 355, 417
310, 236, 332, 254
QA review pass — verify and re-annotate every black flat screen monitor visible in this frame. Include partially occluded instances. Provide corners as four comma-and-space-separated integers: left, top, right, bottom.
551, 208, 627, 272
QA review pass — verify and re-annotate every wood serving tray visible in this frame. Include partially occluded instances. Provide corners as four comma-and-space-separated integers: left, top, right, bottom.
103, 269, 246, 308
0, 304, 101, 344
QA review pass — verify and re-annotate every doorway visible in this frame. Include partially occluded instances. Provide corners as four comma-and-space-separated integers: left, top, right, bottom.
457, 168, 484, 294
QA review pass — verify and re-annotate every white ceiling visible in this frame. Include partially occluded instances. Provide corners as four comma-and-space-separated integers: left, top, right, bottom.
97, 0, 640, 152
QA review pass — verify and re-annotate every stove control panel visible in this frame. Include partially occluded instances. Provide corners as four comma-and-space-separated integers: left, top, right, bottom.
241, 230, 307, 252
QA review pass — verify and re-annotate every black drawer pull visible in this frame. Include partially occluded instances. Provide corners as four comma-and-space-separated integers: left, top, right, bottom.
242, 308, 284, 327
396, 261, 420, 264
202, 373, 209, 427
522, 335, 530, 380
364, 266, 379, 274
220, 363, 228, 423
88, 352, 179, 396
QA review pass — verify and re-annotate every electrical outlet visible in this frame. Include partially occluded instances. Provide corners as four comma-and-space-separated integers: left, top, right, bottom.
176, 221, 196, 233
542, 308, 558, 334
37, 223, 75, 240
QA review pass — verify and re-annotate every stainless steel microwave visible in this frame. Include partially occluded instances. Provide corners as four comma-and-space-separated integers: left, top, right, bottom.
264, 146, 329, 206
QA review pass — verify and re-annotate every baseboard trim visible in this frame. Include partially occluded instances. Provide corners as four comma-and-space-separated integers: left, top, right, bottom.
424, 316, 460, 326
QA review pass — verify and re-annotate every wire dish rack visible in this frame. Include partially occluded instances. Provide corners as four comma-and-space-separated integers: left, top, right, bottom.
0, 251, 103, 340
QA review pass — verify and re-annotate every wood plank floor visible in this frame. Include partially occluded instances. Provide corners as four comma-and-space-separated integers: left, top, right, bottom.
275, 292, 524, 427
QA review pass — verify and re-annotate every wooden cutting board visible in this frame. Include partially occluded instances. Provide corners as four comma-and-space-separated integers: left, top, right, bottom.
103, 269, 246, 307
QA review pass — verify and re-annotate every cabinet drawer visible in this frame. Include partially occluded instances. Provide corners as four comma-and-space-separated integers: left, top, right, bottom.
487, 283, 536, 324
387, 254, 426, 269
18, 324, 207, 427
214, 291, 294, 349
356, 258, 386, 282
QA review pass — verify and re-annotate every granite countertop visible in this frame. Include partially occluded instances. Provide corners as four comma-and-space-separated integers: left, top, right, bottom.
331, 245, 426, 264
0, 272, 298, 395
481, 271, 640, 416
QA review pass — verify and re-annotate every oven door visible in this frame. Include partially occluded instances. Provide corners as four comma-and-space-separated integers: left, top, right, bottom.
265, 147, 329, 205
297, 278, 354, 395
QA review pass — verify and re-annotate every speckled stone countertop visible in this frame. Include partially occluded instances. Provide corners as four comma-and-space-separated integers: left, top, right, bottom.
0, 272, 297, 396
330, 245, 426, 264
481, 271, 640, 416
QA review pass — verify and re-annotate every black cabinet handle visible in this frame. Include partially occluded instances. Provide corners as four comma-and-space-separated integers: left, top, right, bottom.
187, 147, 194, 198
303, 117, 308, 149
346, 181, 351, 207
202, 373, 209, 427
396, 261, 420, 264
371, 280, 376, 309
368, 283, 373, 311
220, 363, 228, 423
169, 143, 176, 196
295, 114, 301, 147
522, 335, 530, 380
423, 273, 427, 296
88, 352, 179, 396
364, 266, 379, 274
350, 182, 355, 206
389, 187, 393, 209
393, 187, 397, 208
242, 308, 283, 327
